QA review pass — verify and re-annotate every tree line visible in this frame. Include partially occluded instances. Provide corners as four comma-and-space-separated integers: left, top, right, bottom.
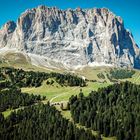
0, 67, 86, 89
69, 81, 140, 140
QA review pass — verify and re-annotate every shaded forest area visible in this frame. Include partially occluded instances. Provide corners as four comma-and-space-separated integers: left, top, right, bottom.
0, 103, 98, 140
0, 88, 45, 112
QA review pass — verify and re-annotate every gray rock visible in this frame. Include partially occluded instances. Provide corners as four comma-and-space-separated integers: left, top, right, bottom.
0, 6, 140, 69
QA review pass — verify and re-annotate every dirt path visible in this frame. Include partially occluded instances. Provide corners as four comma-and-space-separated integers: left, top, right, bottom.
22, 88, 34, 93
134, 73, 140, 83
49, 87, 78, 103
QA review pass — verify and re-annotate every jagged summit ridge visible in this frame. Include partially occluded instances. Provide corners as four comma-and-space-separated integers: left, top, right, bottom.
0, 5, 140, 69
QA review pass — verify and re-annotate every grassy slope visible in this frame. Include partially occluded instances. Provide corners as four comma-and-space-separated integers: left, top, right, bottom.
126, 69, 140, 84
75, 66, 111, 81
0, 54, 112, 81
21, 80, 110, 103
1, 63, 140, 140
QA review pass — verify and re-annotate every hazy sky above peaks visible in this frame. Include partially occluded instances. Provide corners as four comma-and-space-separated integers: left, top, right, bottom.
0, 0, 139, 46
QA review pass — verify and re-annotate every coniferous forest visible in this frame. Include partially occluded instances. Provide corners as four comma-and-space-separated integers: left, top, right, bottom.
0, 103, 97, 140
0, 88, 44, 112
0, 67, 96, 140
109, 69, 135, 79
0, 67, 140, 140
0, 67, 86, 89
69, 82, 140, 140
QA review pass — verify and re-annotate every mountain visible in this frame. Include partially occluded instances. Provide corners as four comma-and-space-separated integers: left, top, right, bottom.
0, 5, 140, 69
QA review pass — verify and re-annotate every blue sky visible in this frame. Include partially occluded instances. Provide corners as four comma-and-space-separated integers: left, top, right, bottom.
0, 0, 139, 46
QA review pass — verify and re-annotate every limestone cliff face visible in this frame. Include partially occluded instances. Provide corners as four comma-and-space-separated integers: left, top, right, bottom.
0, 21, 16, 48
0, 5, 140, 69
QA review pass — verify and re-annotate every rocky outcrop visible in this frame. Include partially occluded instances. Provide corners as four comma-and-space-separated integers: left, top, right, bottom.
0, 5, 140, 69
0, 21, 16, 48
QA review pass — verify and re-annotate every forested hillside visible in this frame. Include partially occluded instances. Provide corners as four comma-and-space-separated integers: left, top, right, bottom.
1, 66, 140, 140
0, 67, 99, 140
69, 82, 140, 140
0, 103, 98, 140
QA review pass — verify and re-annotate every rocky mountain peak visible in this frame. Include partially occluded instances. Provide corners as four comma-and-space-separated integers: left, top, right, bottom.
0, 6, 140, 69
1, 21, 16, 34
